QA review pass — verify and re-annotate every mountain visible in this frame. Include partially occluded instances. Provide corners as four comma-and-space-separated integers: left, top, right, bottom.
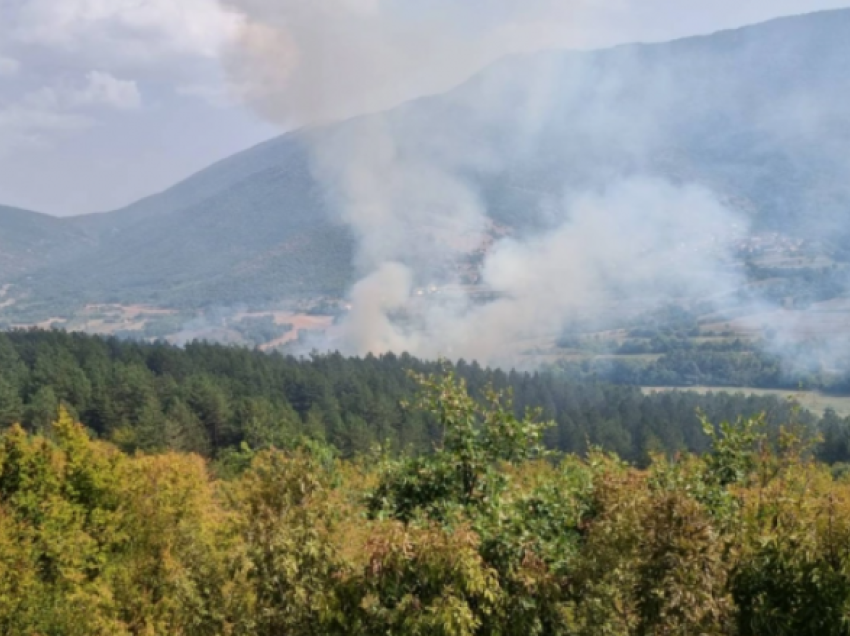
49, 135, 353, 309
3, 8, 850, 315
4, 135, 356, 313
0, 205, 92, 282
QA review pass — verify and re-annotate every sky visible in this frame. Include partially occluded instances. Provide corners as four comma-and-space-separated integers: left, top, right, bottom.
1, 0, 848, 217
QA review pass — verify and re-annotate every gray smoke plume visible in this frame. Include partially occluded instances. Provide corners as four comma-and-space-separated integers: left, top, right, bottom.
219, 1, 850, 367
220, 0, 605, 126
336, 179, 744, 360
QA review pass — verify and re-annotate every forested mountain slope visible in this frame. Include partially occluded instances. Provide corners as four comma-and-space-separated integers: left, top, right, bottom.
3, 329, 850, 464
0, 205, 91, 281
4, 9, 850, 310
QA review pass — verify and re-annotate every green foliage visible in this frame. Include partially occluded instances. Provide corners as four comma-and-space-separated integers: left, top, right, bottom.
5, 374, 850, 634
368, 371, 551, 523
701, 412, 766, 487
346, 522, 502, 636
3, 329, 844, 469
227, 448, 346, 635
368, 372, 583, 635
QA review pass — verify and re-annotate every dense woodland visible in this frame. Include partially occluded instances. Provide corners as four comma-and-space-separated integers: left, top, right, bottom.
4, 371, 850, 634
553, 348, 844, 392
555, 310, 850, 392
4, 330, 850, 466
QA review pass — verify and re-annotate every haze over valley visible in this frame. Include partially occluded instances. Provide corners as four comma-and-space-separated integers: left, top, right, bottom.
1, 8, 850, 381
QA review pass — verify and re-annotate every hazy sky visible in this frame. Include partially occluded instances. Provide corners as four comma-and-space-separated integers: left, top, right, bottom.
1, 0, 848, 216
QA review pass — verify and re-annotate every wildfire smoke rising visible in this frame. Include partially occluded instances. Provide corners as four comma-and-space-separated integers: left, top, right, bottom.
220, 1, 849, 366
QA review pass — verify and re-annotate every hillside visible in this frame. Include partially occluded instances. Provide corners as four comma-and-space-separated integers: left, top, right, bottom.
0, 205, 92, 282
0, 328, 840, 462
3, 9, 850, 315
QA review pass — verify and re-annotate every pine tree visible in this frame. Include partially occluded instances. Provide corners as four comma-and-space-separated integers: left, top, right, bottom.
0, 376, 23, 428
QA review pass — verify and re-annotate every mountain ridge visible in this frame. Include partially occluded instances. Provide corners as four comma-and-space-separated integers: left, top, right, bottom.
3, 7, 850, 316
18, 6, 850, 225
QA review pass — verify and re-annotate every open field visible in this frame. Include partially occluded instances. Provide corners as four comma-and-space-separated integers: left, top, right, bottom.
700, 298, 850, 340
0, 301, 337, 350
642, 386, 850, 417
531, 353, 664, 364
258, 313, 335, 350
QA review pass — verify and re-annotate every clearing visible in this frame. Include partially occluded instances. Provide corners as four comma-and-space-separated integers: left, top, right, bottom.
642, 386, 850, 418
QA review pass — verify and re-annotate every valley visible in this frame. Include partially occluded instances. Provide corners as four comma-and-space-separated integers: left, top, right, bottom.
0, 301, 336, 351
2, 11, 850, 351
1, 10, 849, 389
3, 224, 850, 386
4, 6, 850, 634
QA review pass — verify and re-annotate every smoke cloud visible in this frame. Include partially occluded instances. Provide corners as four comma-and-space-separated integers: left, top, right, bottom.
220, 0, 850, 367
219, 0, 602, 126
339, 179, 744, 360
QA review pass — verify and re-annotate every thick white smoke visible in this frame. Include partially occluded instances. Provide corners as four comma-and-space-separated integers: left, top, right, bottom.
219, 0, 848, 367
309, 117, 490, 274
338, 179, 745, 360
217, 0, 753, 363
219, 0, 604, 126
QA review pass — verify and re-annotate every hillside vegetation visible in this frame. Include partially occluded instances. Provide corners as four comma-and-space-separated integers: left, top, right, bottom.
5, 329, 850, 466
3, 370, 850, 634
0, 205, 90, 282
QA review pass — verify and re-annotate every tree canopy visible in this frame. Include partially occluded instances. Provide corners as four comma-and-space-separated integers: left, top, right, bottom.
2, 372, 850, 634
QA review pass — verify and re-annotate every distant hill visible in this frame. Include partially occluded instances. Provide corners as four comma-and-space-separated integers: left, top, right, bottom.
3, 8, 850, 315
0, 205, 92, 282
3, 135, 356, 313
48, 136, 354, 309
